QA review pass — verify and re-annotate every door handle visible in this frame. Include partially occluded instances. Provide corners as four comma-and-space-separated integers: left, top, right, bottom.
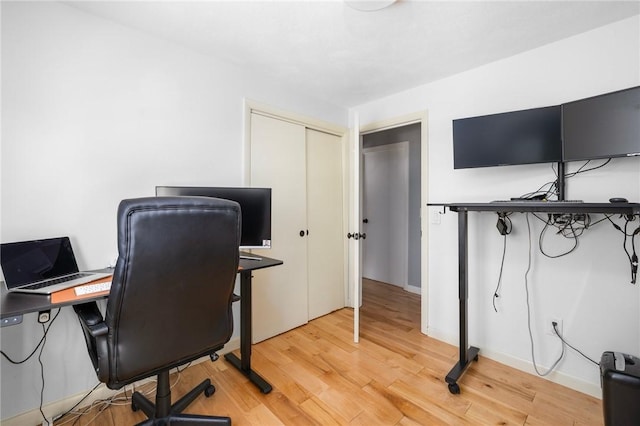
347, 232, 365, 240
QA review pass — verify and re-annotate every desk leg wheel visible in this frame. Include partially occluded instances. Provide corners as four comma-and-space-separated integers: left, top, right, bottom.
448, 383, 461, 395
204, 384, 216, 397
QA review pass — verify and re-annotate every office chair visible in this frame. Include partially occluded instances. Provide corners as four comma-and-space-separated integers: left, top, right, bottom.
74, 196, 240, 425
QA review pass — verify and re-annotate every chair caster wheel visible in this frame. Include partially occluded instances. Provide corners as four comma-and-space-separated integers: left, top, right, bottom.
131, 401, 139, 412
204, 384, 216, 397
448, 383, 461, 394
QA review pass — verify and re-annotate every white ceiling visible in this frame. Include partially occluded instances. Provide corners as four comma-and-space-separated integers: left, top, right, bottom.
64, 1, 640, 108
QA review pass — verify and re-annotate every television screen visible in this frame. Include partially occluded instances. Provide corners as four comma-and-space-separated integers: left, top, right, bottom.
562, 86, 640, 162
155, 186, 272, 249
453, 106, 562, 169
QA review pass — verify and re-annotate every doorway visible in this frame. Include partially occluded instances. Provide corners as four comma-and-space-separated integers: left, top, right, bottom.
361, 122, 422, 320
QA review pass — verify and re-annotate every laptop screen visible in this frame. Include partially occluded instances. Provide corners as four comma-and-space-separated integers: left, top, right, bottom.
1, 237, 80, 289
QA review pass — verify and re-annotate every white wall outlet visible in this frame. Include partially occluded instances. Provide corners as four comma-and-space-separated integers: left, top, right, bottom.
546, 317, 563, 336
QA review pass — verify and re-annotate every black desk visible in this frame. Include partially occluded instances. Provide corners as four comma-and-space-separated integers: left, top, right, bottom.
0, 253, 283, 394
225, 253, 283, 394
438, 201, 640, 394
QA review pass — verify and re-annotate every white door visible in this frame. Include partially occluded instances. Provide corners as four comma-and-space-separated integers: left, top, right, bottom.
349, 114, 362, 342
362, 142, 409, 287
250, 112, 308, 343
307, 129, 345, 319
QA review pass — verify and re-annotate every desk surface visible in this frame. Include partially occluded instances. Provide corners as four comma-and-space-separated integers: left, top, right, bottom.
436, 201, 640, 214
0, 252, 283, 320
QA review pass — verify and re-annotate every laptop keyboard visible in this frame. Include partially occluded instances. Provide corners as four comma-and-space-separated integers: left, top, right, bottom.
20, 272, 91, 290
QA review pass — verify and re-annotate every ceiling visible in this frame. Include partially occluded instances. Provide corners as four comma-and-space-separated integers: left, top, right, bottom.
64, 1, 640, 108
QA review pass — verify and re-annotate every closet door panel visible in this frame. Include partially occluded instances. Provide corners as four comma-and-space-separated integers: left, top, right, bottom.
306, 129, 345, 319
250, 113, 308, 342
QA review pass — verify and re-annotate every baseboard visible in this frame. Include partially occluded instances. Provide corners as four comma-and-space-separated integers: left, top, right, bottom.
425, 327, 601, 399
1, 337, 240, 426
404, 284, 421, 295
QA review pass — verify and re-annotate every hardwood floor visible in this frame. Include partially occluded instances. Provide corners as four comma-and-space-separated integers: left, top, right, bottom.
56, 279, 603, 425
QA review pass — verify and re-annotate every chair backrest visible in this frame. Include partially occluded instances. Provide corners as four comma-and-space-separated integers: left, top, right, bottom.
104, 196, 240, 388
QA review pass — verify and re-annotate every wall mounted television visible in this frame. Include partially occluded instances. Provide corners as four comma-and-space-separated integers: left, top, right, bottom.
155, 186, 272, 249
453, 105, 562, 169
562, 86, 640, 162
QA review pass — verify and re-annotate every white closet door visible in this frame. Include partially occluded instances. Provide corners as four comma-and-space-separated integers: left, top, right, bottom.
306, 129, 345, 320
250, 113, 308, 342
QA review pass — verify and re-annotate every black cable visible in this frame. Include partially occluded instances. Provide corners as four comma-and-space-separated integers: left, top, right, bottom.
608, 215, 640, 283
38, 322, 48, 425
493, 232, 508, 312
53, 382, 101, 424
538, 217, 579, 258
564, 159, 611, 178
552, 323, 599, 366
1, 309, 62, 364
627, 218, 639, 284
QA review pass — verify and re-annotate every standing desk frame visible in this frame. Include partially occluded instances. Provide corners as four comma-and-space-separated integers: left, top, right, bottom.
0, 253, 283, 394
225, 254, 282, 394
441, 201, 640, 394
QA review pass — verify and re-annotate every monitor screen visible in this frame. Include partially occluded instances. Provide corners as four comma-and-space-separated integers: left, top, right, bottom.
562, 86, 640, 162
155, 186, 272, 249
453, 105, 562, 169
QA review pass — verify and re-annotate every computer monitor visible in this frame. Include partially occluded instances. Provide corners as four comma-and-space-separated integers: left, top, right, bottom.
453, 105, 562, 169
562, 86, 640, 162
155, 186, 272, 249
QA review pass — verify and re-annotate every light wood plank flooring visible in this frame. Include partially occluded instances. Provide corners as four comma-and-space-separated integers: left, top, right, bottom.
56, 278, 603, 425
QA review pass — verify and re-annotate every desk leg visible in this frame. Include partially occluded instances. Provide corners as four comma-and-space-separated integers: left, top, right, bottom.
445, 210, 480, 394
224, 271, 273, 394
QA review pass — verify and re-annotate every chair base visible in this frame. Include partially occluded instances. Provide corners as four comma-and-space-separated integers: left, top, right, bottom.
131, 370, 230, 426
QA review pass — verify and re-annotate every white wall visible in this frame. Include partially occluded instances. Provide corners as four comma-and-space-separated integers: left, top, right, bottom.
0, 1, 346, 421
354, 15, 640, 396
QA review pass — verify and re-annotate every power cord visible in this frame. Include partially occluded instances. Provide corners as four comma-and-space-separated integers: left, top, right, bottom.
519, 159, 612, 201
38, 322, 49, 424
493, 213, 511, 312
1, 308, 61, 364
0, 308, 62, 425
561, 158, 611, 179
606, 214, 640, 284
536, 213, 581, 258
552, 322, 599, 366
524, 213, 566, 376
55, 364, 188, 425
51, 382, 101, 425
492, 233, 508, 312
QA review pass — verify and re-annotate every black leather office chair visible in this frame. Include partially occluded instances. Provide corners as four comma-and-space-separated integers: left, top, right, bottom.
74, 196, 240, 425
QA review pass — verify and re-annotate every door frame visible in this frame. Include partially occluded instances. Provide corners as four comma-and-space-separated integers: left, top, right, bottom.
354, 110, 429, 338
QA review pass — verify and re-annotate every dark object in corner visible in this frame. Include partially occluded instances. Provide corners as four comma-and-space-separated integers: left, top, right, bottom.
601, 351, 640, 426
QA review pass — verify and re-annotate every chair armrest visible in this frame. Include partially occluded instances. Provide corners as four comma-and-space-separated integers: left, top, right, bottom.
73, 302, 108, 337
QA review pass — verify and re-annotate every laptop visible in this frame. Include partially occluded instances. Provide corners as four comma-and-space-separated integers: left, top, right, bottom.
1, 236, 111, 295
